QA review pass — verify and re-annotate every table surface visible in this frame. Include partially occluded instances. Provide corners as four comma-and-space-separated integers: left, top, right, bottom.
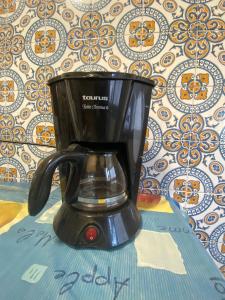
0, 182, 224, 300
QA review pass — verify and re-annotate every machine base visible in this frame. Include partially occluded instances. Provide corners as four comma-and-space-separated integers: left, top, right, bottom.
53, 201, 141, 249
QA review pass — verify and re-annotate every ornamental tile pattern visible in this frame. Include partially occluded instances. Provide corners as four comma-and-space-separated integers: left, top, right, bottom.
0, 0, 224, 274
169, 4, 225, 59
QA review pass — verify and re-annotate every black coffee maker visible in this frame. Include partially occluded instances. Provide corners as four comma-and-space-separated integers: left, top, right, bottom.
28, 72, 154, 249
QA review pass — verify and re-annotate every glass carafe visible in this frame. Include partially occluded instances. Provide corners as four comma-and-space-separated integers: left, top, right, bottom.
76, 152, 128, 211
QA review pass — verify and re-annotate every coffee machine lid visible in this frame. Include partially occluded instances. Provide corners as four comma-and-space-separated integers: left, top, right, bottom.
48, 72, 155, 86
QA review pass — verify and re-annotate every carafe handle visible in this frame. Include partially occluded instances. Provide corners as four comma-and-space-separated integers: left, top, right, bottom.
28, 148, 87, 216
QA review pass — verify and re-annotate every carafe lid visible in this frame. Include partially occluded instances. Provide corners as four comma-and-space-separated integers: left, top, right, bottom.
48, 71, 155, 86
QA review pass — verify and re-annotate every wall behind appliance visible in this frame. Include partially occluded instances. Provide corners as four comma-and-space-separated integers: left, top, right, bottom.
0, 0, 224, 271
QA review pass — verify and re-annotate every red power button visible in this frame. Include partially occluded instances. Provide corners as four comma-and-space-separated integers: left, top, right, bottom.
85, 226, 98, 242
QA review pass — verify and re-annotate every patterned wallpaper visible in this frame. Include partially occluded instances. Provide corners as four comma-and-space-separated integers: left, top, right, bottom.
0, 0, 224, 272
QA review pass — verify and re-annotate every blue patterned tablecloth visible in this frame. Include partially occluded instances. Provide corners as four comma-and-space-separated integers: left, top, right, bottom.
0, 182, 224, 300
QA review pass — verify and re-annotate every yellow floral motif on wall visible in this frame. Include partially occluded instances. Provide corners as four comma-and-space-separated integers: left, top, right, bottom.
131, 0, 154, 7
169, 4, 225, 59
180, 73, 209, 100
0, 0, 16, 14
36, 125, 55, 146
0, 166, 17, 182
144, 127, 150, 152
25, 66, 54, 115
174, 179, 200, 204
68, 12, 116, 64
129, 21, 155, 47
0, 114, 26, 142
35, 30, 56, 54
26, 0, 56, 18
163, 114, 219, 167
221, 235, 225, 253
0, 24, 24, 69
0, 80, 15, 102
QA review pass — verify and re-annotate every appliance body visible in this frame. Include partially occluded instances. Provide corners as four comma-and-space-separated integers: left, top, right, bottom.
28, 72, 154, 249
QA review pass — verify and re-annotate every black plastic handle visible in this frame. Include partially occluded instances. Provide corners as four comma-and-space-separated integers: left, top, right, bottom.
28, 149, 87, 216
